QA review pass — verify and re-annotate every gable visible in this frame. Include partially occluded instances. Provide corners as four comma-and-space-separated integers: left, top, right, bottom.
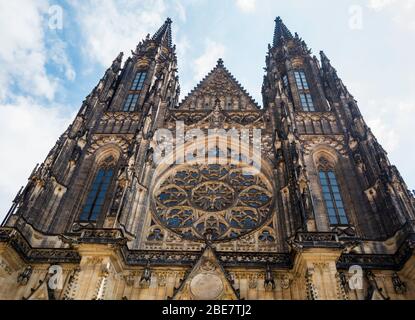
177, 59, 261, 111
173, 246, 239, 300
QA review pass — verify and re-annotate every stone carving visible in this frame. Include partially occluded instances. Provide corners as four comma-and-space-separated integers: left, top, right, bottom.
153, 164, 273, 242
365, 271, 390, 300
264, 265, 276, 291
392, 272, 407, 295
305, 268, 318, 300
139, 262, 152, 289
17, 266, 33, 286
279, 274, 291, 290
190, 273, 224, 300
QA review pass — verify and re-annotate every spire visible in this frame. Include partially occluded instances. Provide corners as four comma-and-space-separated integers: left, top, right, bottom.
273, 16, 294, 47
151, 18, 173, 48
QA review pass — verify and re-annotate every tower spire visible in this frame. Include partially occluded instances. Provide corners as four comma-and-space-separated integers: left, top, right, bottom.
151, 17, 173, 48
273, 16, 294, 47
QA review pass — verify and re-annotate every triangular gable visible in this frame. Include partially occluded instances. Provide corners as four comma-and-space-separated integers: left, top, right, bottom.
173, 246, 239, 300
178, 59, 261, 111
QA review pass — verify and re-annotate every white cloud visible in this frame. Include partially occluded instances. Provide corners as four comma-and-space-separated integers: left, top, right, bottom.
174, 0, 187, 22
368, 0, 415, 31
48, 36, 77, 82
0, 0, 59, 101
235, 0, 256, 13
0, 1, 76, 222
362, 98, 415, 188
368, 0, 397, 11
193, 39, 226, 81
69, 0, 169, 67
0, 97, 73, 222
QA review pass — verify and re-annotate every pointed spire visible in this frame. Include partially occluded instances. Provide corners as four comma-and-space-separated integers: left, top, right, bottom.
273, 16, 294, 47
151, 17, 173, 48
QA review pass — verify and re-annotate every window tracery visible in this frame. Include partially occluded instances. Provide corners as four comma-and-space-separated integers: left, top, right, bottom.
153, 164, 274, 242
317, 157, 349, 225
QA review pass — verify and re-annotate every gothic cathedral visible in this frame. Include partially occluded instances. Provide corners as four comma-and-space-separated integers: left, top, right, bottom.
1, 18, 414, 300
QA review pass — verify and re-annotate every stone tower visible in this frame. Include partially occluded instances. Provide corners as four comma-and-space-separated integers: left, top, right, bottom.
1, 17, 414, 300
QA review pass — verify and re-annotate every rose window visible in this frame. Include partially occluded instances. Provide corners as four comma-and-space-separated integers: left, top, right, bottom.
153, 164, 273, 242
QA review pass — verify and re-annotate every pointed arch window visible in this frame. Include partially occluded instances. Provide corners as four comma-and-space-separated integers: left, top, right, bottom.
294, 70, 315, 112
80, 166, 115, 222
131, 71, 147, 91
123, 94, 140, 111
123, 71, 147, 112
294, 71, 309, 90
318, 158, 348, 225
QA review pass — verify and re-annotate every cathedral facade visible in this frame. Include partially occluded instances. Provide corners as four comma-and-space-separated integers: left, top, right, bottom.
1, 17, 414, 300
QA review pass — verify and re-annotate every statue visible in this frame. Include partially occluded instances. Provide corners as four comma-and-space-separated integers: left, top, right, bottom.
17, 266, 33, 286
264, 265, 276, 291
139, 262, 152, 289
392, 273, 407, 294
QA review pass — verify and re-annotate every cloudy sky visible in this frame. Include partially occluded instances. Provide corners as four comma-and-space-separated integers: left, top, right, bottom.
0, 0, 414, 222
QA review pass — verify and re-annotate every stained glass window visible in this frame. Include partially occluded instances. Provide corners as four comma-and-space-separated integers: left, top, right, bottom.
153, 164, 273, 241
80, 168, 114, 222
294, 71, 309, 90
123, 71, 147, 112
123, 94, 139, 112
294, 70, 315, 111
283, 75, 289, 88
319, 170, 348, 225
300, 93, 315, 111
131, 72, 147, 91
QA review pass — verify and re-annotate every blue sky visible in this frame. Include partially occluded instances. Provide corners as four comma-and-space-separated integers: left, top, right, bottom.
0, 0, 414, 222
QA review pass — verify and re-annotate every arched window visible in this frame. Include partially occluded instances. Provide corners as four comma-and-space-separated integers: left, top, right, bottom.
294, 70, 315, 112
318, 158, 349, 225
80, 163, 115, 222
123, 71, 147, 112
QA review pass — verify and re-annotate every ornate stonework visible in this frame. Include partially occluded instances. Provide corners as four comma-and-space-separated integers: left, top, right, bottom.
1, 17, 414, 300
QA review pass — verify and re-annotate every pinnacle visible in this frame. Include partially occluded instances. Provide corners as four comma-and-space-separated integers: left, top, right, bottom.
273, 16, 294, 47
151, 18, 173, 48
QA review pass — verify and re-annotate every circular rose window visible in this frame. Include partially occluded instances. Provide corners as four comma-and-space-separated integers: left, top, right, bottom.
153, 164, 273, 242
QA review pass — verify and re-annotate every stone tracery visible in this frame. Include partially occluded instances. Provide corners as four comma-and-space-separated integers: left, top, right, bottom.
153, 164, 273, 241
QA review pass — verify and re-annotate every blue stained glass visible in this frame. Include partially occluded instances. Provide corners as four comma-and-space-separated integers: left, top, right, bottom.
338, 208, 347, 217
159, 193, 169, 201
242, 218, 255, 229
80, 167, 115, 222
259, 195, 270, 203
196, 223, 204, 232
340, 216, 349, 225
131, 72, 147, 91
336, 201, 344, 209
219, 223, 227, 233
319, 170, 349, 226
329, 215, 338, 225
167, 217, 181, 228
322, 186, 330, 193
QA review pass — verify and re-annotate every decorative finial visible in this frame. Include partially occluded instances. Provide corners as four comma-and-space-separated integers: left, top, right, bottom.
275, 16, 282, 23
166, 17, 172, 24
217, 58, 224, 67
